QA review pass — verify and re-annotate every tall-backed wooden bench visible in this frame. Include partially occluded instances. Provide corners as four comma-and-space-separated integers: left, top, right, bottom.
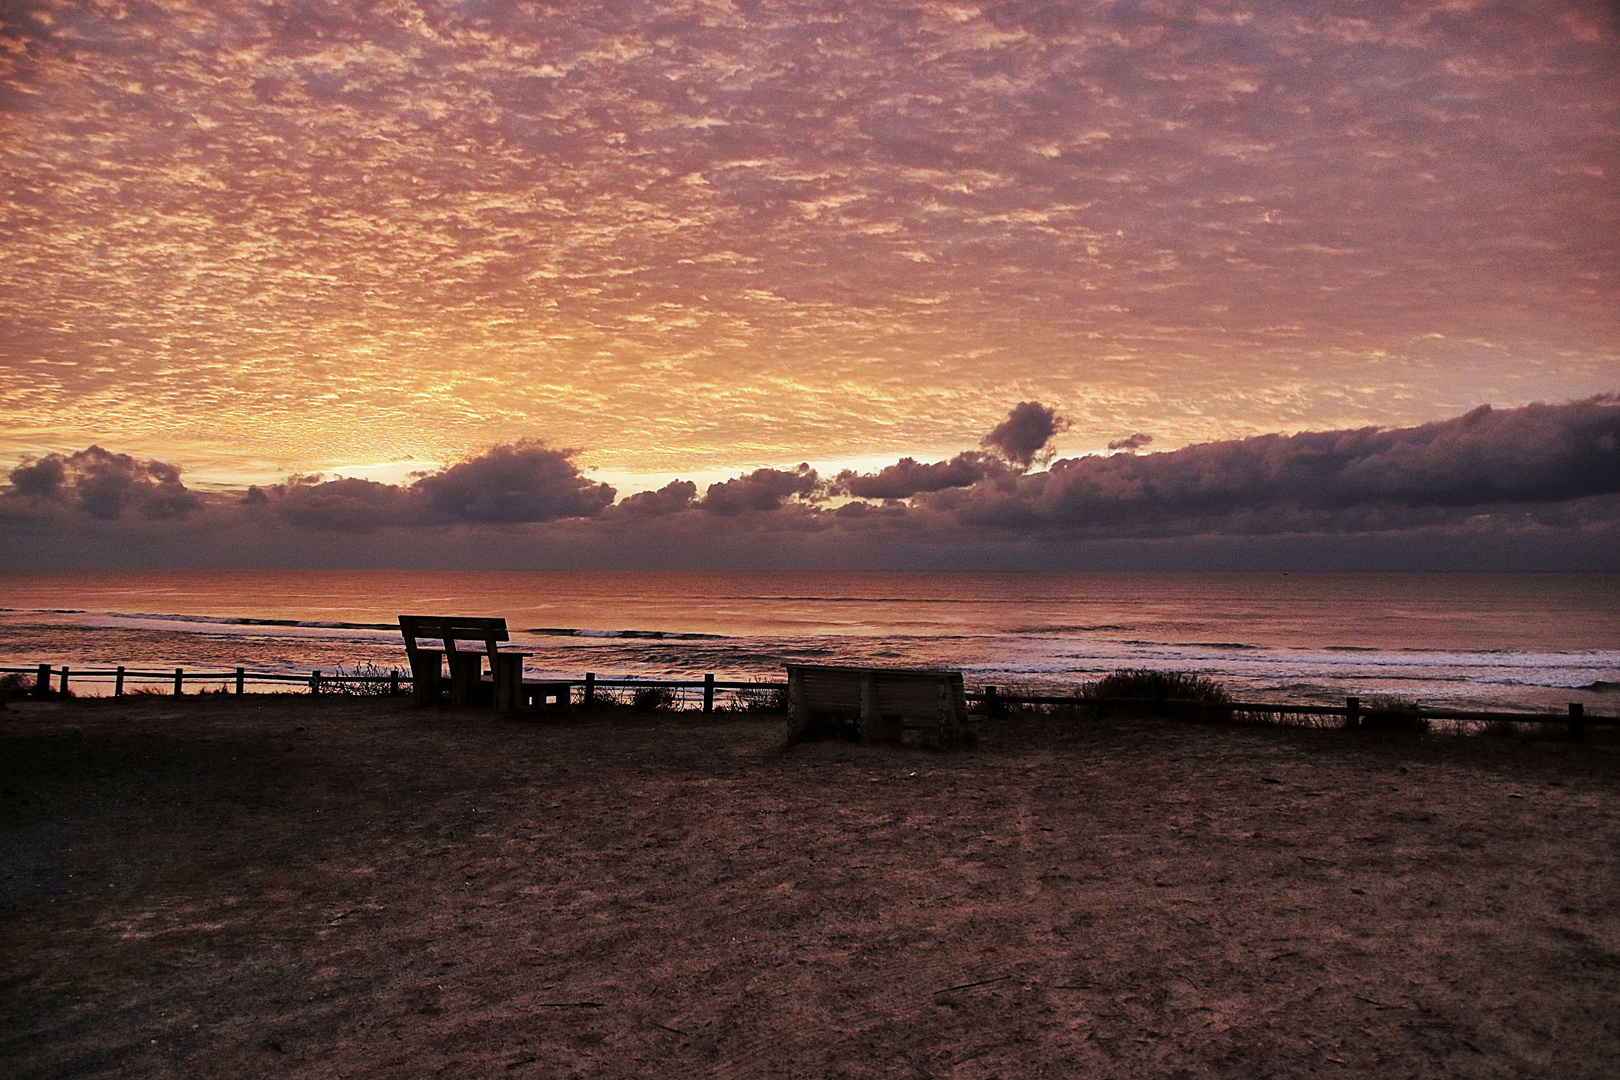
398, 616, 532, 712
785, 664, 975, 748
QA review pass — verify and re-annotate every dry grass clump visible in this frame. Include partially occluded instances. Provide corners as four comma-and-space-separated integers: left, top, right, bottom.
987, 669, 1235, 724
1476, 715, 1597, 742
1360, 695, 1429, 733
730, 682, 790, 713
0, 672, 32, 703
1091, 668, 1233, 705
1076, 669, 1236, 722
323, 663, 401, 697
631, 685, 677, 711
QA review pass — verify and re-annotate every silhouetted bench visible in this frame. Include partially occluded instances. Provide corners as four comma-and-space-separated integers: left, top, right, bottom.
398, 615, 532, 712
785, 664, 974, 748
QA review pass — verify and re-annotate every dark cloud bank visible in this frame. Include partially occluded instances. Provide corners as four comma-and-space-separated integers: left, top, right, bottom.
5, 399, 1619, 570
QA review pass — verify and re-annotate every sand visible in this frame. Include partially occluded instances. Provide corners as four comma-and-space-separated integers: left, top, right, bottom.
2, 694, 1618, 1079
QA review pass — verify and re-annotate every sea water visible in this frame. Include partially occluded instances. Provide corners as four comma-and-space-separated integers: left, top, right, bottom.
0, 570, 1616, 712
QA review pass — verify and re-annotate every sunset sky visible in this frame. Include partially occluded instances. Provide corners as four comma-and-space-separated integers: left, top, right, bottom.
2, 1, 1618, 568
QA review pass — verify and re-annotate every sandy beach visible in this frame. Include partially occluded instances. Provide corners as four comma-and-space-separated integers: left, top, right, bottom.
3, 695, 1618, 1078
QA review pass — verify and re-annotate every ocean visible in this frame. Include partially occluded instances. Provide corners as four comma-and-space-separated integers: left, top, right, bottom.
1, 570, 1616, 712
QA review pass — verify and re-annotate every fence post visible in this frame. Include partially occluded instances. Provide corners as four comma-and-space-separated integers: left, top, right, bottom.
115, 666, 125, 698
35, 663, 49, 699
310, 670, 321, 696
233, 667, 244, 695
1345, 696, 1360, 730
59, 666, 69, 698
703, 673, 715, 715
584, 671, 595, 710
1569, 702, 1585, 742
390, 669, 400, 697
173, 668, 184, 696
984, 685, 999, 718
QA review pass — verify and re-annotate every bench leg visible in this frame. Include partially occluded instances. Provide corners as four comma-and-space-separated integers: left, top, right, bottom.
492, 655, 524, 713
409, 652, 444, 706
448, 653, 483, 707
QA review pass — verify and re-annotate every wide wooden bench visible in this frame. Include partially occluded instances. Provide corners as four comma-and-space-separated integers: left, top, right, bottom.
785, 663, 975, 748
398, 615, 533, 712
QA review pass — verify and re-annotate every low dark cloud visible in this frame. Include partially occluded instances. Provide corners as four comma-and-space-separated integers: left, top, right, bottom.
700, 466, 818, 515
614, 479, 697, 517
937, 397, 1620, 531
3, 400, 1619, 569
6, 446, 200, 520
264, 477, 420, 531
834, 402, 1062, 498
1107, 433, 1155, 453
837, 452, 1009, 500
242, 441, 614, 531
981, 402, 1070, 468
414, 441, 616, 524
8, 455, 66, 500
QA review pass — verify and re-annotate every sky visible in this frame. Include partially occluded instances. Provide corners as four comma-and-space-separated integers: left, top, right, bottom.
1, 0, 1618, 568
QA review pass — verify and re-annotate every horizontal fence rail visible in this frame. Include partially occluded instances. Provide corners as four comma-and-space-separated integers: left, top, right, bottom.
963, 688, 1609, 739
3, 665, 1609, 737
0, 664, 790, 712
0, 663, 403, 698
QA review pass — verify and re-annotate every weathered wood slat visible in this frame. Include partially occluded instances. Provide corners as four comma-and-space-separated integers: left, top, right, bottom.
786, 663, 975, 749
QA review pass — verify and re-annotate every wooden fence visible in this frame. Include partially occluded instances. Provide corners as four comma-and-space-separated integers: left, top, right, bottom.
0, 664, 785, 714
971, 686, 1609, 740
2, 664, 1610, 738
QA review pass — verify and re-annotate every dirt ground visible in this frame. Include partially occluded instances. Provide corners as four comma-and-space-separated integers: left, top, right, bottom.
2, 695, 1618, 1079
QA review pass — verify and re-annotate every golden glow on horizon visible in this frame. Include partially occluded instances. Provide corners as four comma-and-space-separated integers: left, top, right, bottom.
0, 1, 1616, 486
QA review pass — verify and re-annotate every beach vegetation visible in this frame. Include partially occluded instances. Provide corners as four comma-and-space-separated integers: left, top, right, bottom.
1089, 668, 1232, 706
632, 685, 677, 711
0, 672, 31, 702
1073, 668, 1235, 722
1475, 715, 1597, 742
731, 682, 789, 713
1360, 695, 1429, 733
324, 663, 401, 697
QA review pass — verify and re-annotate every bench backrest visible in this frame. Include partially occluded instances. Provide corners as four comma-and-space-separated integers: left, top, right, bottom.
787, 664, 963, 714
795, 666, 867, 716
399, 615, 510, 661
785, 662, 970, 741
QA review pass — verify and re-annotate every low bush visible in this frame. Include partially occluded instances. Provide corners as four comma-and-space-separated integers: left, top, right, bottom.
1073, 669, 1233, 722
0, 672, 32, 702
632, 686, 677, 711
1091, 669, 1230, 705
1360, 695, 1429, 733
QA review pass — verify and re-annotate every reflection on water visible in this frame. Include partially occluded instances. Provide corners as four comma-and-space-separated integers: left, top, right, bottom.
1, 569, 1616, 711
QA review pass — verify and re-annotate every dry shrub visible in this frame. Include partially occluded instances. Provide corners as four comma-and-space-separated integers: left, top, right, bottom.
1361, 695, 1429, 733
1084, 669, 1233, 721
0, 672, 32, 702
731, 682, 789, 713
1091, 669, 1232, 705
632, 686, 677, 712
324, 663, 400, 697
